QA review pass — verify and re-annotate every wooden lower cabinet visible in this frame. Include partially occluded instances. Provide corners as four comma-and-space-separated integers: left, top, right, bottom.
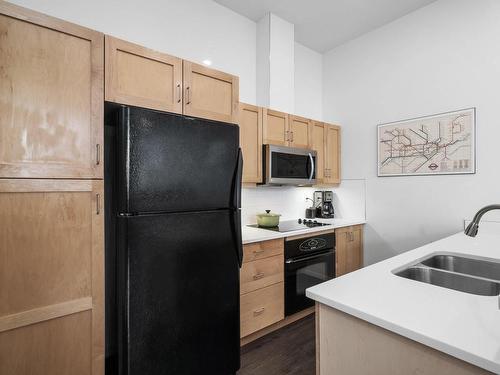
240, 283, 284, 338
0, 179, 104, 375
335, 225, 364, 277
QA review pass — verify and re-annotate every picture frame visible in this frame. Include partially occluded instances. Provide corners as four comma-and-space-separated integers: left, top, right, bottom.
377, 108, 476, 177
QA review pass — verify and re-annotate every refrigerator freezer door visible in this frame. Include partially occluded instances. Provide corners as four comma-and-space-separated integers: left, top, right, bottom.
117, 210, 240, 375
117, 106, 239, 214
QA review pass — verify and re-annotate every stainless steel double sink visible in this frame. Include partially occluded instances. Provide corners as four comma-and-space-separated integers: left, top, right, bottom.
394, 253, 500, 296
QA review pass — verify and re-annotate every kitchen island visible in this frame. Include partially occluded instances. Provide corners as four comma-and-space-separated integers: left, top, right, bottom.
307, 232, 500, 374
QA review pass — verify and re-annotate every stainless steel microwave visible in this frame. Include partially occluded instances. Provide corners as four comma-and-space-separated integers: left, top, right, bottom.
264, 144, 316, 185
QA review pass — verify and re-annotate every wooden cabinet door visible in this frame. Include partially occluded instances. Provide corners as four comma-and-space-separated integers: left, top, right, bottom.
183, 61, 239, 123
324, 124, 341, 184
263, 109, 289, 146
335, 225, 363, 277
239, 103, 263, 183
0, 179, 104, 375
0, 3, 103, 179
289, 115, 311, 149
311, 121, 325, 183
105, 36, 182, 114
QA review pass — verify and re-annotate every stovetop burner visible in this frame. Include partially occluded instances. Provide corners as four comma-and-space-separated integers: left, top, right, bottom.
248, 219, 332, 233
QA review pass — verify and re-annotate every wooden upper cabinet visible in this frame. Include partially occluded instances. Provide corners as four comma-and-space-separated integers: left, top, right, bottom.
0, 179, 104, 375
335, 225, 363, 277
239, 103, 263, 183
0, 2, 103, 179
263, 109, 289, 146
105, 36, 182, 114
324, 124, 341, 184
288, 115, 311, 149
311, 121, 325, 182
183, 61, 239, 123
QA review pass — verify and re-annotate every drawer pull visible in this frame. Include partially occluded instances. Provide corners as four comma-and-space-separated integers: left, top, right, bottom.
253, 307, 265, 316
253, 249, 265, 254
253, 272, 265, 280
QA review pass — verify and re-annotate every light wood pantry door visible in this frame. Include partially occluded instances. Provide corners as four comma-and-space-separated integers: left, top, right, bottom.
105, 36, 183, 114
0, 2, 103, 179
324, 124, 341, 184
239, 103, 263, 183
183, 61, 239, 123
0, 179, 104, 375
335, 225, 363, 277
263, 109, 289, 146
288, 115, 311, 149
310, 121, 325, 183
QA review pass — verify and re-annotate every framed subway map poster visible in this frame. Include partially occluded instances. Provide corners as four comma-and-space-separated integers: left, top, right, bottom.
377, 108, 476, 176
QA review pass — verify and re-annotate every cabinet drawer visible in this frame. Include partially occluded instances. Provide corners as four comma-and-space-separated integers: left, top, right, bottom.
240, 283, 284, 338
240, 255, 283, 294
243, 239, 283, 263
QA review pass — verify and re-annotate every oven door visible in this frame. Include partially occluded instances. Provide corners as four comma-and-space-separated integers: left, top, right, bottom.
285, 250, 335, 316
266, 145, 316, 185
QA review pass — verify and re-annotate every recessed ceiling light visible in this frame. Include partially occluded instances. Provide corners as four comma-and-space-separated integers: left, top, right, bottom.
202, 59, 212, 66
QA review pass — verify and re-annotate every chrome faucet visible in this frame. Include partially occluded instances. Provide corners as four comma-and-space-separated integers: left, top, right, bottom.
464, 204, 500, 237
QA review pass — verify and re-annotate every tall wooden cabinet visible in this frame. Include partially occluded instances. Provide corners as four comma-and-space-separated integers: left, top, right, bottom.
105, 36, 239, 124
0, 3, 103, 179
324, 124, 341, 184
310, 121, 326, 183
105, 36, 182, 114
0, 3, 104, 375
335, 225, 363, 277
239, 103, 263, 183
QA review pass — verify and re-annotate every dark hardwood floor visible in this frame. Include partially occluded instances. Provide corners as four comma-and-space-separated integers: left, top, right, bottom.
238, 315, 316, 375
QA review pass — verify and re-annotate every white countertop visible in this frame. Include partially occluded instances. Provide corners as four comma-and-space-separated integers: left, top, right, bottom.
306, 232, 500, 373
242, 218, 366, 244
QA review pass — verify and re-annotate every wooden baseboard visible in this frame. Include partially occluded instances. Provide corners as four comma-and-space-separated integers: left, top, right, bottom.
240, 306, 315, 346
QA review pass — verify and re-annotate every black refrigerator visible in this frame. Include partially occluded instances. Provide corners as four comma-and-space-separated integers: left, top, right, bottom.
105, 105, 243, 375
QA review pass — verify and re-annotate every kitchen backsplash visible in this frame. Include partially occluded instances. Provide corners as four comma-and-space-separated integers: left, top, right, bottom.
241, 179, 366, 225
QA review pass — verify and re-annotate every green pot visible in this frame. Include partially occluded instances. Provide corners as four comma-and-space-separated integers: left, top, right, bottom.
256, 210, 281, 227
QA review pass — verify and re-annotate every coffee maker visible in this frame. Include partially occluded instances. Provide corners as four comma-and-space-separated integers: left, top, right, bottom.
314, 190, 335, 218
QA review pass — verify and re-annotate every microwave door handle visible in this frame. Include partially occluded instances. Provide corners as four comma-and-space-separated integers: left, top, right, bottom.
308, 153, 315, 180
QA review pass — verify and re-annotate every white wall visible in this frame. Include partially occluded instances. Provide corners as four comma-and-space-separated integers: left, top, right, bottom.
9, 0, 257, 104
323, 0, 500, 265
294, 42, 323, 121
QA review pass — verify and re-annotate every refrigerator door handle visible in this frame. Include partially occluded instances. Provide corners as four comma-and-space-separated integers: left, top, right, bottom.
232, 148, 243, 209
234, 210, 243, 268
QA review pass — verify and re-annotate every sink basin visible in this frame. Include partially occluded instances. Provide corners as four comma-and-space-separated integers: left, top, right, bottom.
421, 254, 500, 282
396, 266, 500, 296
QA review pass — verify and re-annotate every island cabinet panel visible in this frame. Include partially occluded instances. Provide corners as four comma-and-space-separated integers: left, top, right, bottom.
316, 303, 491, 375
324, 124, 341, 184
0, 3, 103, 179
310, 121, 325, 183
239, 103, 263, 183
288, 115, 311, 149
0, 179, 104, 375
263, 108, 289, 146
183, 61, 239, 123
105, 36, 182, 114
335, 225, 363, 277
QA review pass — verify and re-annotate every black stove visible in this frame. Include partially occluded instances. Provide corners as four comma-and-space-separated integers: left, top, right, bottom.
248, 219, 331, 233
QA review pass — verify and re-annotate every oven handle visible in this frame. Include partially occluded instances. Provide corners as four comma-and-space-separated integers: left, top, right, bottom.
285, 250, 333, 264
308, 152, 315, 181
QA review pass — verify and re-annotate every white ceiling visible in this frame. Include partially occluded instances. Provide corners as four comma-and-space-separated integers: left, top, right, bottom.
214, 0, 437, 52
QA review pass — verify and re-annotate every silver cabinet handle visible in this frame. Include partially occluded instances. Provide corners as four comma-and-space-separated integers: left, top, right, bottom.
176, 83, 181, 103
253, 307, 265, 316
253, 272, 265, 280
186, 86, 191, 104
285, 130, 289, 142
96, 193, 101, 215
308, 153, 314, 180
290, 131, 294, 142
96, 144, 101, 165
